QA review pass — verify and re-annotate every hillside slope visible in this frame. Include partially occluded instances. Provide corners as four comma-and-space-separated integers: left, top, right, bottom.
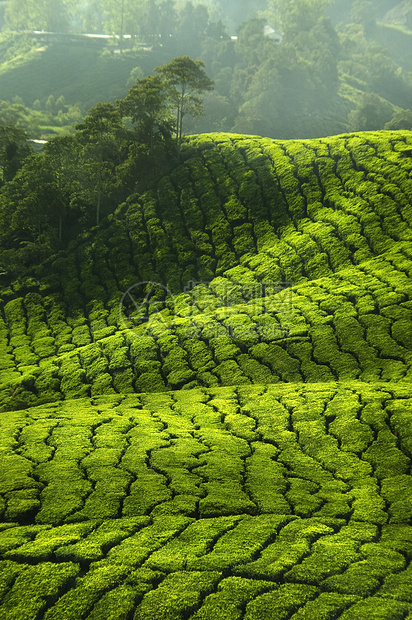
0, 39, 151, 109
1, 382, 412, 620
1, 130, 412, 619
1, 130, 411, 411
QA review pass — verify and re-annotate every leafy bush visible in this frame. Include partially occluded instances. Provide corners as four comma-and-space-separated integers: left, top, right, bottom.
1, 131, 412, 617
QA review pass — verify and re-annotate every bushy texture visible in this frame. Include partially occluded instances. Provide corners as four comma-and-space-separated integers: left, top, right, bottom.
1, 385, 412, 618
1, 131, 411, 409
0, 130, 412, 618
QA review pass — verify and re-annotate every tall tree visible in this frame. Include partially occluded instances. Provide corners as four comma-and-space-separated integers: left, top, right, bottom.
156, 56, 214, 155
138, 0, 178, 47
71, 0, 106, 33
4, 0, 69, 31
76, 102, 124, 225
119, 74, 173, 154
4, 0, 41, 30
42, 135, 80, 240
235, 18, 268, 64
0, 154, 59, 247
156, 0, 177, 48
102, 0, 143, 42
139, 0, 161, 46
0, 124, 31, 184
174, 2, 210, 57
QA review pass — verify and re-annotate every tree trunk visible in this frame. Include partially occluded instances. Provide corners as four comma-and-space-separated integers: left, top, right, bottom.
176, 106, 181, 155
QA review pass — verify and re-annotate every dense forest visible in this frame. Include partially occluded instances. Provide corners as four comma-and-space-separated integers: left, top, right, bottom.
1, 1, 412, 619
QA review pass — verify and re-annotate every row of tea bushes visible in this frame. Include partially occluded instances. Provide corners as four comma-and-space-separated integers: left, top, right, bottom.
1, 383, 412, 618
1, 240, 411, 409
1, 131, 411, 411
2, 131, 410, 306
2, 549, 411, 620
1, 384, 411, 526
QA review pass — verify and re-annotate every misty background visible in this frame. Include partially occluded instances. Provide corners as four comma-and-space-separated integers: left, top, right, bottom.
0, 0, 411, 141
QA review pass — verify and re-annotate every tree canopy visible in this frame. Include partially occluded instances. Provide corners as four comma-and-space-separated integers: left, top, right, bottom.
156, 56, 214, 154
268, 0, 333, 33
0, 54, 213, 274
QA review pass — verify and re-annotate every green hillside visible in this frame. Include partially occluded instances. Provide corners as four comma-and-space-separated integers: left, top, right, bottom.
377, 22, 412, 72
0, 40, 149, 110
1, 130, 412, 618
1, 130, 411, 409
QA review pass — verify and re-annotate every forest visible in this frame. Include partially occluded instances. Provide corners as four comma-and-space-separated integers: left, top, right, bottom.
0, 0, 412, 619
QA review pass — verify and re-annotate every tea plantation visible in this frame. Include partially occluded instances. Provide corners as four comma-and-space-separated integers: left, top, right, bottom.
1, 130, 412, 618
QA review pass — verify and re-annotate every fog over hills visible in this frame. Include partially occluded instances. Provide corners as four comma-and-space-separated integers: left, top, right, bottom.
382, 0, 412, 27
1, 0, 412, 141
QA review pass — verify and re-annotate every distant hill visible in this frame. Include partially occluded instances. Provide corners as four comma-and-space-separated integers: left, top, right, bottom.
0, 36, 161, 110
327, 0, 400, 24
382, 0, 412, 28
0, 16, 411, 140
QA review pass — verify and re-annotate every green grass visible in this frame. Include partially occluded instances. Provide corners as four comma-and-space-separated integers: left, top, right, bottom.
1, 130, 412, 617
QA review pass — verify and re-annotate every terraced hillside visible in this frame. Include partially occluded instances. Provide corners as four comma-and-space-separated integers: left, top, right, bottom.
1, 130, 412, 619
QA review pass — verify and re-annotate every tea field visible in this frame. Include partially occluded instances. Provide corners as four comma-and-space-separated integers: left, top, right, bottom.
0, 130, 412, 618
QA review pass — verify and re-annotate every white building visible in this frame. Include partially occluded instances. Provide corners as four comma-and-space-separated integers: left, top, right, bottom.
263, 25, 284, 43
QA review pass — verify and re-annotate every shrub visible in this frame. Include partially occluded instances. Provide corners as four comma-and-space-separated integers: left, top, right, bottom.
133, 571, 221, 620
71, 325, 91, 347
59, 357, 89, 399
134, 371, 166, 393
31, 337, 55, 359
0, 562, 79, 620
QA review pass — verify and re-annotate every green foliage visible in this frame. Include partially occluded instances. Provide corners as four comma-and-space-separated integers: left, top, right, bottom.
1, 0, 412, 145
0, 129, 412, 618
133, 570, 221, 620
0, 384, 411, 616
119, 73, 174, 154
156, 55, 214, 154
0, 561, 79, 619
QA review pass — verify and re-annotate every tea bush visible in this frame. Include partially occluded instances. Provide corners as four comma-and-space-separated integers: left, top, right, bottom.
0, 384, 411, 616
1, 130, 412, 617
